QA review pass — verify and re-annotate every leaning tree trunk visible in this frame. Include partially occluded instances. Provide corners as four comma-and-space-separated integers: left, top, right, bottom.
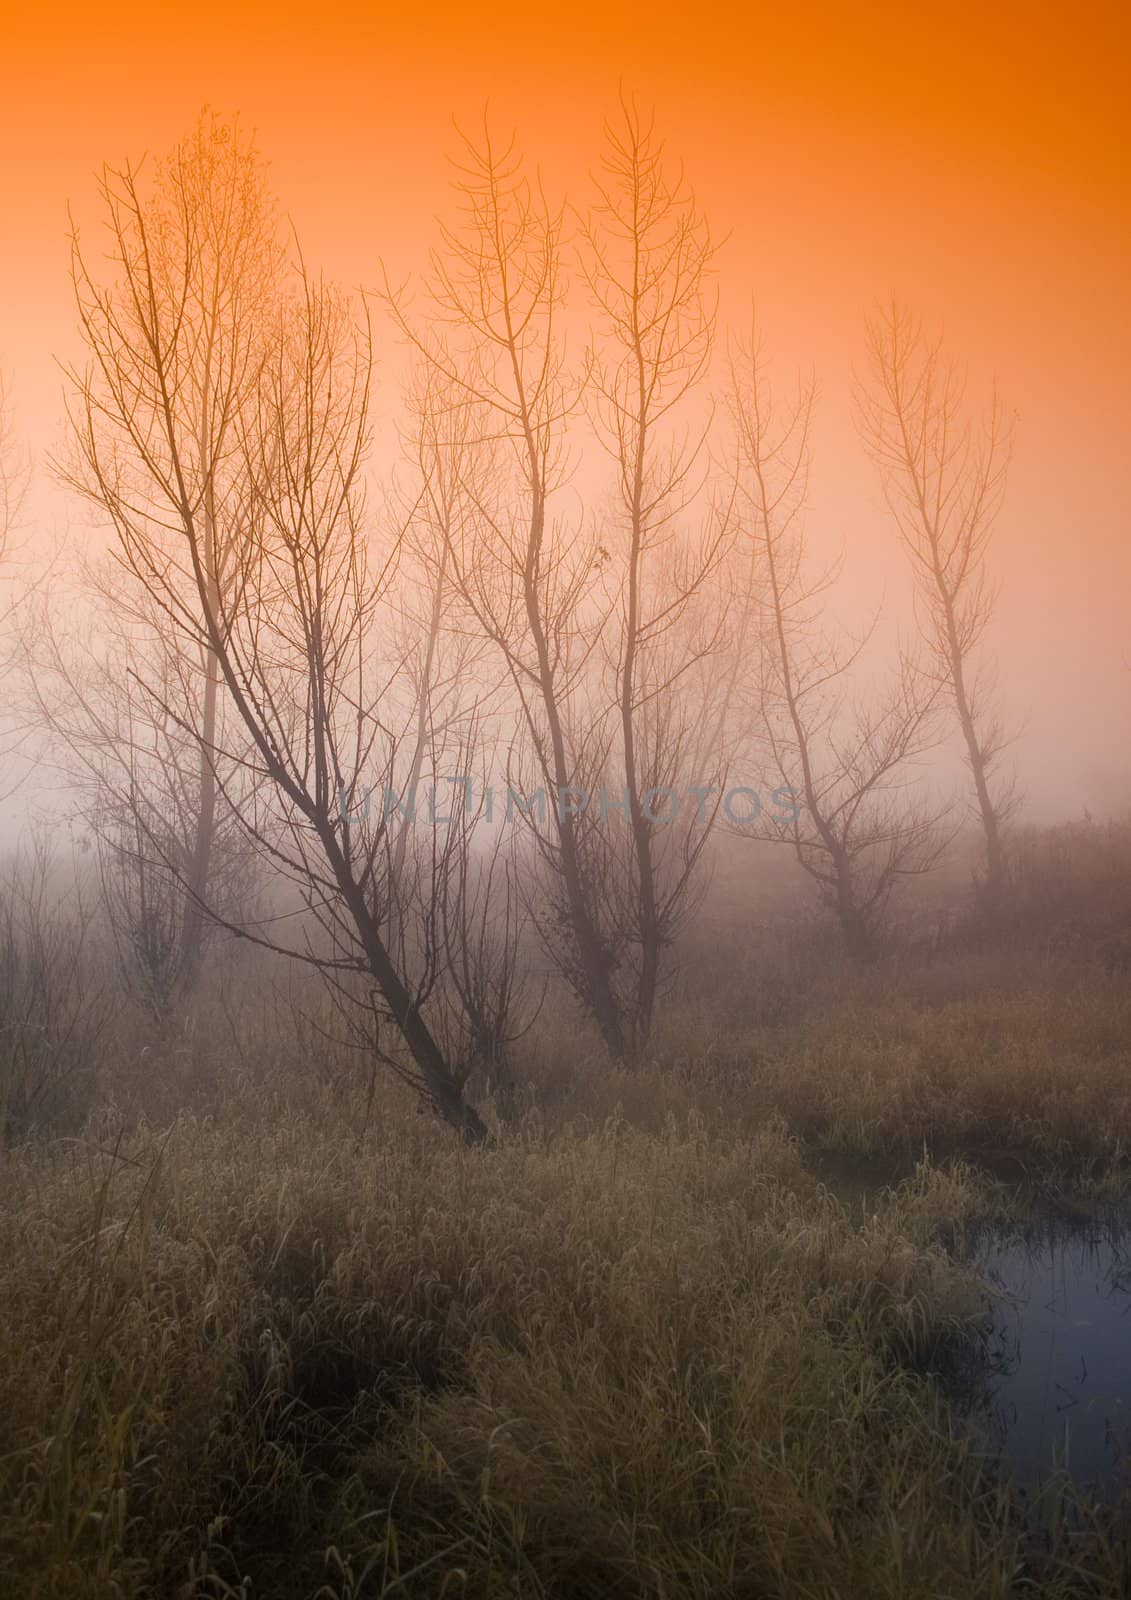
329, 835, 489, 1145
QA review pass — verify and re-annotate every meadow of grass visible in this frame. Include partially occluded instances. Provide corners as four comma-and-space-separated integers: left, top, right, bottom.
2, 818, 1131, 1598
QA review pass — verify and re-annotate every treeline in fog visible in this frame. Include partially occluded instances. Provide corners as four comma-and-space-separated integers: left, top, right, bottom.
0, 108, 1119, 1146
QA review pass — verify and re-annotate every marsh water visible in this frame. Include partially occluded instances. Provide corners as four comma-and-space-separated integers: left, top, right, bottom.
813, 1154, 1131, 1492
964, 1213, 1131, 1491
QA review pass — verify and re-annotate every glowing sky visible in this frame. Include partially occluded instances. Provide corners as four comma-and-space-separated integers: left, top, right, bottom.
2, 0, 1128, 817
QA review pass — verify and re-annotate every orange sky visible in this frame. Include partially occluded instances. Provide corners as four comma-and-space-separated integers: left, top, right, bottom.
2, 0, 1129, 817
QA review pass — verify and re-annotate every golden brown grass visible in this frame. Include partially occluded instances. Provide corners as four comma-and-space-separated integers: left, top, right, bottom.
1, 1094, 1128, 1598
3, 824, 1131, 1595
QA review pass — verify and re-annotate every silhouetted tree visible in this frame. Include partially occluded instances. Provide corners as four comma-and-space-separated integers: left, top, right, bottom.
581, 101, 731, 1044
52, 112, 281, 991
64, 122, 492, 1141
730, 329, 949, 960
859, 303, 1015, 904
386, 123, 632, 1055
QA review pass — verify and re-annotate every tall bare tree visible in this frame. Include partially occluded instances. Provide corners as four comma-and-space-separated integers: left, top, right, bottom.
64, 122, 493, 1138
859, 303, 1015, 903
730, 331, 948, 960
391, 113, 732, 1055
386, 362, 528, 1105
581, 101, 730, 1045
386, 125, 632, 1056
56, 111, 281, 990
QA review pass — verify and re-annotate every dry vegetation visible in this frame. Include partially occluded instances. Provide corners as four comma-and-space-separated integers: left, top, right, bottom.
1, 820, 1131, 1599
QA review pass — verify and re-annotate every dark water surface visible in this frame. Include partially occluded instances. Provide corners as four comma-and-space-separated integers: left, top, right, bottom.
811, 1153, 1131, 1491
967, 1214, 1131, 1491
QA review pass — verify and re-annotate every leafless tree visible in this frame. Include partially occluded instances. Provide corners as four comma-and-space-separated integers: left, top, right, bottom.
63, 118, 498, 1139
390, 113, 730, 1056
730, 331, 949, 960
384, 362, 529, 1108
580, 100, 731, 1045
53, 111, 281, 991
28, 612, 260, 1010
385, 124, 633, 1056
858, 303, 1015, 903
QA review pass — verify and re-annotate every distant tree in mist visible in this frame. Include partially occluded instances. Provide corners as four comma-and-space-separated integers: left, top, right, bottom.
729, 331, 949, 960
29, 611, 261, 1010
859, 303, 1016, 904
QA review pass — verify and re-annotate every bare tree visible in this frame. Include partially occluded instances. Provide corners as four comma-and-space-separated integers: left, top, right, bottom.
228, 273, 501, 1138
28, 612, 259, 1010
63, 118, 495, 1139
580, 100, 730, 1045
730, 331, 948, 960
55, 111, 281, 991
390, 113, 731, 1056
385, 362, 499, 901
858, 303, 1015, 903
384, 362, 529, 1108
386, 125, 632, 1057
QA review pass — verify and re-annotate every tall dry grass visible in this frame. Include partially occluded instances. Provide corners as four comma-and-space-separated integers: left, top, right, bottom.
2, 819, 1130, 1595
3, 1105, 1130, 1597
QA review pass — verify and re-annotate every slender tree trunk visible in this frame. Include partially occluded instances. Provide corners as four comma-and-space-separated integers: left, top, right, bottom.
621, 361, 660, 1052
944, 612, 1006, 902
522, 494, 627, 1059
834, 870, 875, 964
388, 541, 447, 943
181, 340, 222, 991
870, 320, 1011, 907
363, 928, 490, 1144
760, 460, 875, 965
180, 432, 220, 988
181, 634, 218, 986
